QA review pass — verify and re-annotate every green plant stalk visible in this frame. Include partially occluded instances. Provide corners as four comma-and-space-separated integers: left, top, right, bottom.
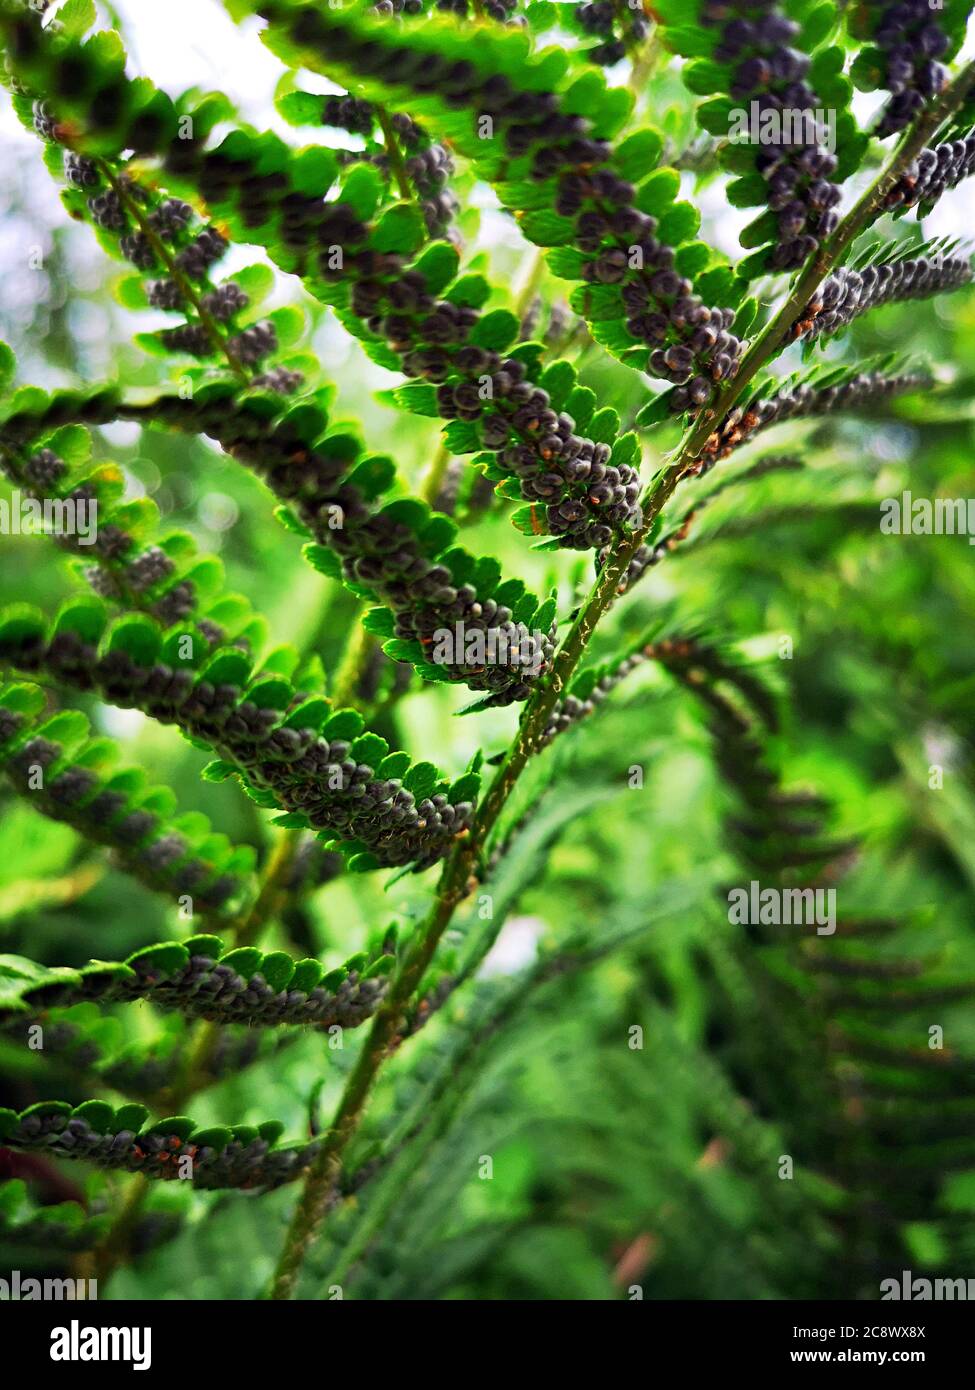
629, 10, 663, 95
267, 62, 975, 1298
419, 436, 453, 504
374, 106, 414, 203
514, 245, 547, 321
89, 1170, 149, 1285
172, 829, 304, 1102
318, 970, 541, 1291
268, 462, 684, 1300
318, 923, 660, 1292
329, 606, 373, 707
101, 161, 248, 379
268, 878, 466, 1297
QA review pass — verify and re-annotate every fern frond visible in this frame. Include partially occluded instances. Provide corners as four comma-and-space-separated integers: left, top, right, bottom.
691, 364, 930, 468
277, 89, 459, 241
1, 0, 972, 1306
0, 5, 314, 390
674, 647, 975, 1258
0, 1178, 112, 1253
253, 2, 747, 418
2, 999, 185, 1102
796, 250, 974, 340
0, 1100, 323, 1191
0, 681, 254, 914
540, 631, 691, 745
607, 453, 804, 595
0, 5, 648, 551
0, 930, 394, 1032
561, 0, 651, 67
0, 382, 558, 704
657, 0, 865, 276
887, 132, 975, 215
0, 607, 479, 871
848, 0, 971, 138
1, 998, 302, 1103
675, 499, 879, 554
0, 396, 267, 641
406, 782, 625, 1030
328, 910, 693, 1289
116, 1028, 300, 1103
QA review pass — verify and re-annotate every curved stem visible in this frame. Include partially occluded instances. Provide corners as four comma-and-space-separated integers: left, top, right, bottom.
235, 830, 303, 948
329, 606, 373, 708
269, 881, 466, 1298
514, 246, 546, 321
420, 437, 453, 505
90, 1171, 149, 1286
375, 107, 414, 203
102, 162, 248, 379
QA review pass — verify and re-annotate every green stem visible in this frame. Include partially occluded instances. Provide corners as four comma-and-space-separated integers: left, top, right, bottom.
420, 437, 453, 505
514, 246, 546, 322
630, 29, 663, 96
101, 162, 248, 380
319, 969, 540, 1291
301, 579, 345, 660
375, 107, 414, 203
266, 62, 975, 1299
330, 607, 373, 708
90, 1171, 149, 1286
235, 830, 303, 949
269, 882, 466, 1298
268, 466, 678, 1299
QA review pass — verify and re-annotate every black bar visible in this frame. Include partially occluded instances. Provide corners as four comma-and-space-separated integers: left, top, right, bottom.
2, 1296, 972, 1375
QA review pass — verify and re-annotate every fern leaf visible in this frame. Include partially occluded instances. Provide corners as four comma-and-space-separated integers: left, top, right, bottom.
0, 1178, 112, 1253
0, 681, 253, 914
0, 1100, 324, 1191
0, 610, 477, 871
607, 453, 805, 596
795, 250, 973, 341
847, 0, 970, 139
658, 0, 866, 274
252, 2, 747, 421
690, 364, 931, 468
0, 930, 395, 1031
0, 381, 557, 703
0, 7, 666, 548
0, 380, 265, 642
